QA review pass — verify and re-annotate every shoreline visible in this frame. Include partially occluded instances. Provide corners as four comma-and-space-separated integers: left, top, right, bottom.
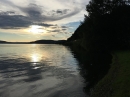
91, 51, 130, 97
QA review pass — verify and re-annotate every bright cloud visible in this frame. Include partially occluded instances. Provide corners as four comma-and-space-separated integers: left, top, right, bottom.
0, 0, 90, 41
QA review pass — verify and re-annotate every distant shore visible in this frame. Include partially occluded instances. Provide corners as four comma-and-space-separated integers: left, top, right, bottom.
0, 40, 66, 44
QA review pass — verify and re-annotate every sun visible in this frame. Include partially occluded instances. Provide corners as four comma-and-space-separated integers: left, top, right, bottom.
29, 25, 45, 34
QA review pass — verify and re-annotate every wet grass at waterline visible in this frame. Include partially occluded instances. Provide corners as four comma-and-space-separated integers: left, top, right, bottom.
91, 51, 130, 97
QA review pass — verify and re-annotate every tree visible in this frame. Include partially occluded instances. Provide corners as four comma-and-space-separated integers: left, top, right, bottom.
67, 0, 130, 51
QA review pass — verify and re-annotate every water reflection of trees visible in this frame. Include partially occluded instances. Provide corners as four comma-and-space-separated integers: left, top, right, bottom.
70, 48, 112, 95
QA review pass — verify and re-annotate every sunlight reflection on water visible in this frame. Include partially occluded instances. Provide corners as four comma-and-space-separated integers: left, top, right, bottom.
31, 53, 42, 63
0, 44, 88, 97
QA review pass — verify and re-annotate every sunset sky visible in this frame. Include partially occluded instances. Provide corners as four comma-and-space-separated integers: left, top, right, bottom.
0, 0, 89, 42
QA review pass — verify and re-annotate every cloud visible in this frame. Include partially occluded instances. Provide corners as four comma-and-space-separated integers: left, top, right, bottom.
51, 29, 61, 32
0, 0, 85, 29
0, 11, 16, 15
0, 14, 31, 29
61, 26, 68, 28
62, 28, 67, 31
33, 23, 54, 27
0, 0, 87, 21
0, 13, 56, 29
19, 3, 43, 21
56, 9, 70, 15
0, 0, 89, 40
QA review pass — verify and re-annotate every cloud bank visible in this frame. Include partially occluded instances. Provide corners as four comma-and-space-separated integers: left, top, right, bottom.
0, 0, 90, 41
0, 0, 89, 28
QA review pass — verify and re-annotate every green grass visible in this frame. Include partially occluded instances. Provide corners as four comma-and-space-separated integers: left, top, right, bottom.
91, 51, 130, 97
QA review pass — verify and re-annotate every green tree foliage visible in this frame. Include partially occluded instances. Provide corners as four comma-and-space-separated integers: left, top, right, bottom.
67, 0, 130, 51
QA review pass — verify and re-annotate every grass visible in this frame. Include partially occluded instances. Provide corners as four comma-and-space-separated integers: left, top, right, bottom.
91, 51, 130, 97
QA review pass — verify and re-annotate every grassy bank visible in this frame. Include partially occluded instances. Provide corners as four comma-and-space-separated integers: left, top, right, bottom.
91, 51, 130, 97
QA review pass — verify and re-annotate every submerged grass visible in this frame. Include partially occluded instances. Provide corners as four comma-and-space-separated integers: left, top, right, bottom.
91, 51, 130, 97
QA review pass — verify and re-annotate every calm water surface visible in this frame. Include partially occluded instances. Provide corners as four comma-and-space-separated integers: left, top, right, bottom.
0, 44, 88, 97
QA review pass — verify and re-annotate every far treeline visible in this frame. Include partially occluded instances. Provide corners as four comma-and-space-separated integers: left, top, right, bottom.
67, 0, 130, 51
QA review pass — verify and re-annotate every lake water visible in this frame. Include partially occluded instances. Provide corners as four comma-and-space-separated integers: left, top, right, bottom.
0, 44, 88, 97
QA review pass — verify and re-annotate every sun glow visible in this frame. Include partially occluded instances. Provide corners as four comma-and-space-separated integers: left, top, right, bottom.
32, 54, 39, 62
31, 53, 42, 64
29, 25, 46, 34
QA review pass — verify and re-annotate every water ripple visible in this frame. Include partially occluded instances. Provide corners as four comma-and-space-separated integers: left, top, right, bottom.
0, 44, 87, 97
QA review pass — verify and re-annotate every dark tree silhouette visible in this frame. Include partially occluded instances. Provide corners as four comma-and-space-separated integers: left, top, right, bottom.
67, 0, 130, 51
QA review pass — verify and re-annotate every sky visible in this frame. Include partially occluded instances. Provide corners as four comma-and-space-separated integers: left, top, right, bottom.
0, 0, 90, 42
